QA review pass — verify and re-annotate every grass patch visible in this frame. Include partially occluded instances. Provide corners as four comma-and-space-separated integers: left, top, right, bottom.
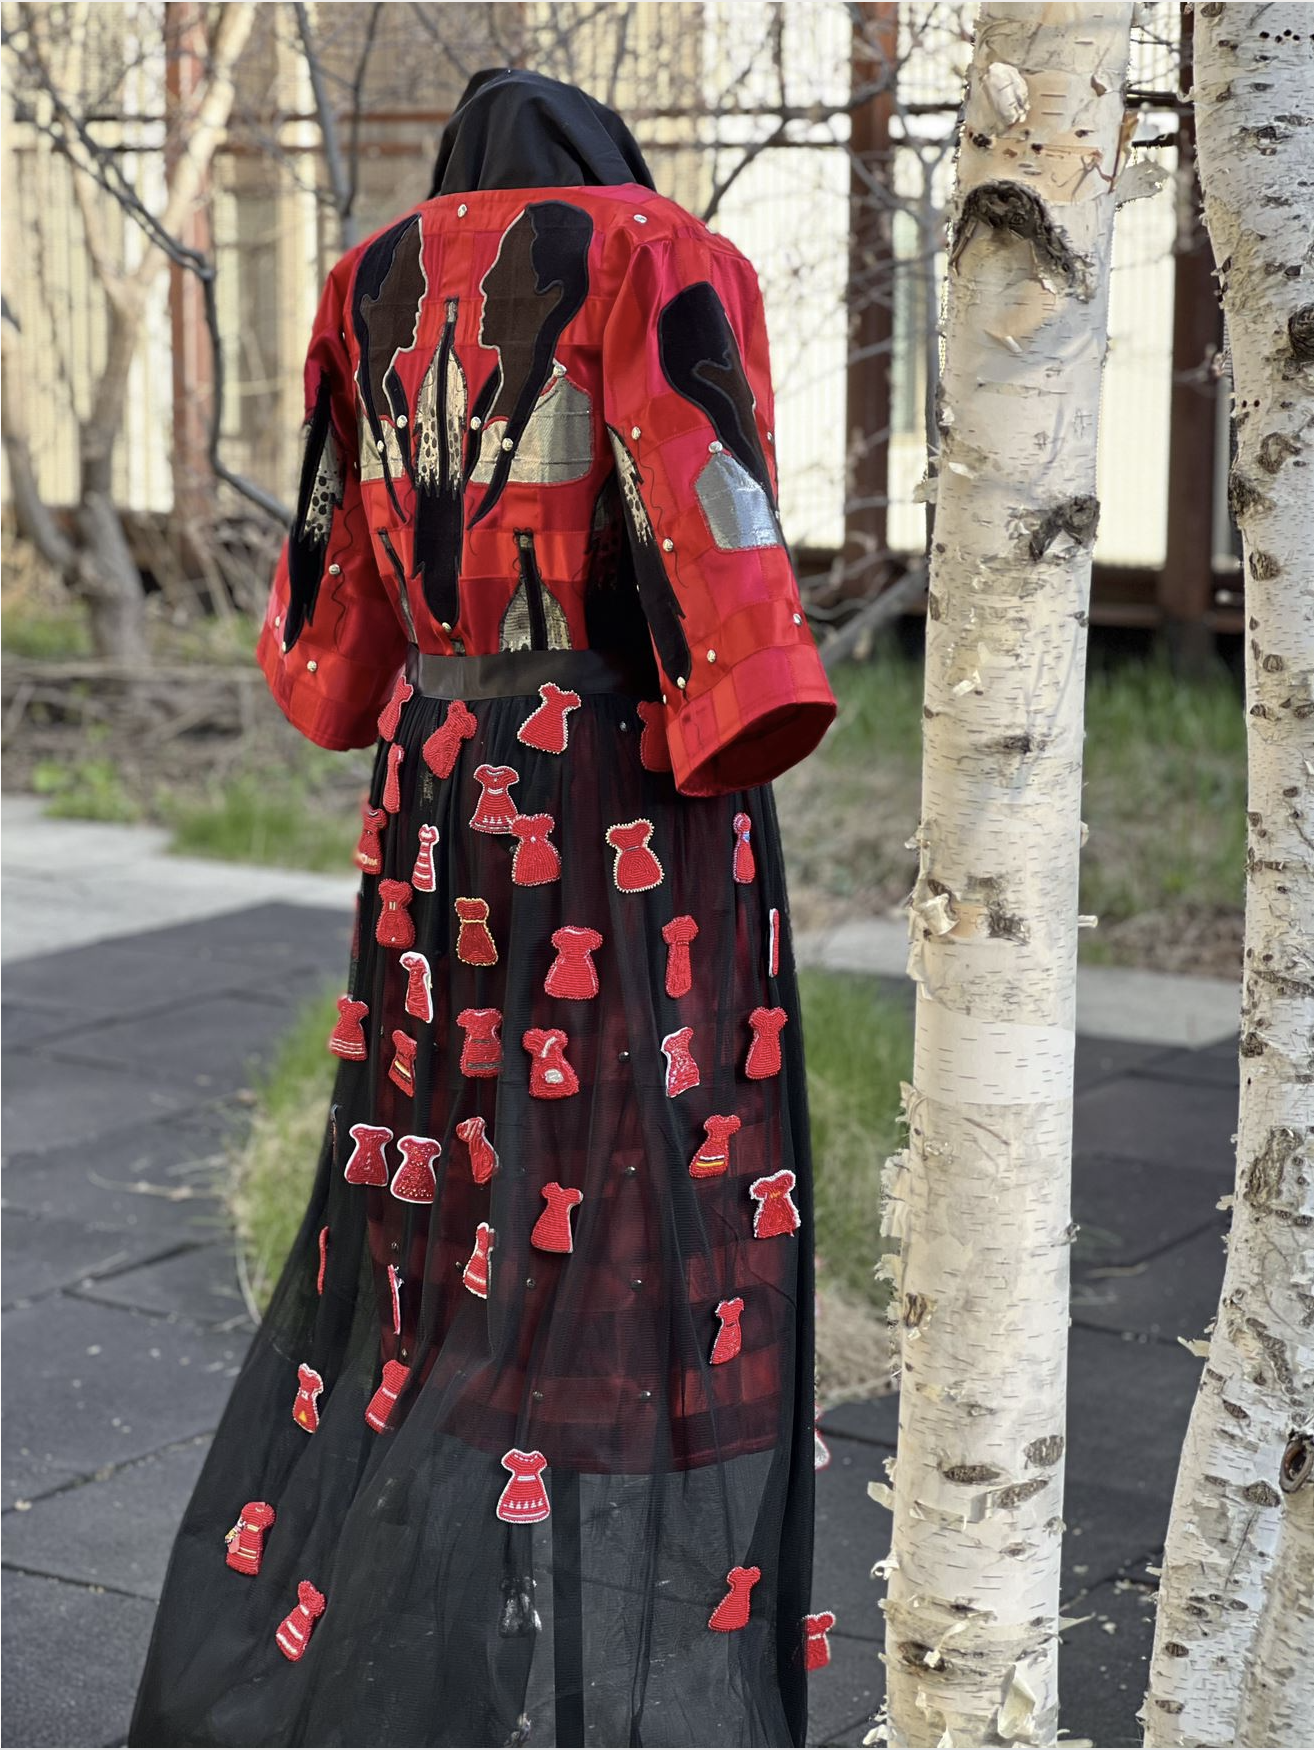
32, 753, 142, 822
229, 970, 912, 1318
2, 597, 94, 660
164, 772, 360, 873
231, 981, 340, 1308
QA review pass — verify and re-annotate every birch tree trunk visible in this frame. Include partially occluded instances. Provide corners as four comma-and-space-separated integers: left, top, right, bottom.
1143, 8, 1314, 1745
877, 7, 1132, 1744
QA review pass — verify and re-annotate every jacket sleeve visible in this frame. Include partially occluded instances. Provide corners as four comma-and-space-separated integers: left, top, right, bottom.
255, 254, 408, 752
601, 230, 836, 796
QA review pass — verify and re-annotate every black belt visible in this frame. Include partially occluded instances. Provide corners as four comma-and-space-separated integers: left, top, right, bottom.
404, 646, 657, 701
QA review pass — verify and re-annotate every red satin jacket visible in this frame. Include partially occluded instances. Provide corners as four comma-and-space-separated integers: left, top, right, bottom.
256, 181, 836, 795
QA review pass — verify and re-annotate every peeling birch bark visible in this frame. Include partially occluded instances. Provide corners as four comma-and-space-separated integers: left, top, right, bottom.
878, 7, 1132, 1745
1143, 9, 1314, 1747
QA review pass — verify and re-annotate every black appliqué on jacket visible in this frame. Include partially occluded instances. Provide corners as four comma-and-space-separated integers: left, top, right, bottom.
657, 280, 774, 498
352, 213, 426, 509
605, 425, 691, 685
468, 201, 593, 528
411, 296, 467, 627
283, 369, 343, 651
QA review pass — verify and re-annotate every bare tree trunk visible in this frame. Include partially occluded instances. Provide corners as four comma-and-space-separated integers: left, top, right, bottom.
1143, 7, 1314, 1745
877, 6, 1132, 1745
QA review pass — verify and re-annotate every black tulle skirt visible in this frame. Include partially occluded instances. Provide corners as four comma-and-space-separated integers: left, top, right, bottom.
129, 649, 817, 1749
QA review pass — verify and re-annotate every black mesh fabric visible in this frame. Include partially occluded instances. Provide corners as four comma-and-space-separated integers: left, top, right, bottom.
129, 672, 817, 1748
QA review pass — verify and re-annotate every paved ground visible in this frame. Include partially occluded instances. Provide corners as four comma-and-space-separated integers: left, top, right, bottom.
1, 803, 1241, 1749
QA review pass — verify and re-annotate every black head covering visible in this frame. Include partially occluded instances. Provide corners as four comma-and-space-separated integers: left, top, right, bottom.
428, 68, 655, 198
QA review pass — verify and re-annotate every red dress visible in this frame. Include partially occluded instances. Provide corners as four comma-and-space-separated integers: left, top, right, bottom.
132, 179, 835, 1750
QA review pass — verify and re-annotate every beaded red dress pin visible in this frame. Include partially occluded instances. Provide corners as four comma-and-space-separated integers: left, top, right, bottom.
316, 1227, 329, 1295
544, 926, 602, 1000
399, 951, 433, 1023
803, 1610, 836, 1670
516, 682, 581, 753
422, 699, 476, 778
390, 1134, 441, 1204
457, 1008, 502, 1078
388, 1029, 418, 1096
365, 1360, 410, 1432
745, 1006, 787, 1079
531, 1182, 583, 1253
606, 819, 663, 892
344, 1122, 391, 1186
732, 813, 755, 884
711, 1296, 744, 1365
509, 813, 561, 886
224, 1500, 275, 1576
455, 897, 498, 965
375, 880, 415, 949
292, 1364, 323, 1433
327, 996, 368, 1061
355, 802, 387, 875
410, 824, 439, 893
749, 1169, 801, 1238
275, 1581, 325, 1661
661, 1027, 700, 1097
661, 915, 698, 998
496, 1449, 551, 1523
469, 763, 520, 834
463, 1222, 494, 1297
708, 1564, 760, 1632
455, 1115, 499, 1184
688, 1114, 740, 1179
376, 672, 413, 741
382, 743, 405, 814
767, 907, 781, 977
388, 1263, 403, 1334
523, 1027, 579, 1099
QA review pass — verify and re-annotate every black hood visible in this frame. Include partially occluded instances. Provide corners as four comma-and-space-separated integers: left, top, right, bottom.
428, 68, 655, 197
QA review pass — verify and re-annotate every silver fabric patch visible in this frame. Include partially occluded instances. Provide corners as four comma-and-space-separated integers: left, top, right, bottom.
414, 299, 466, 488
471, 370, 593, 485
300, 424, 343, 546
360, 414, 404, 484
695, 451, 780, 550
498, 582, 572, 651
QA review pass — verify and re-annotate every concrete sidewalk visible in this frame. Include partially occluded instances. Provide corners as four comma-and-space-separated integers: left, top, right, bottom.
0, 802, 1241, 1747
